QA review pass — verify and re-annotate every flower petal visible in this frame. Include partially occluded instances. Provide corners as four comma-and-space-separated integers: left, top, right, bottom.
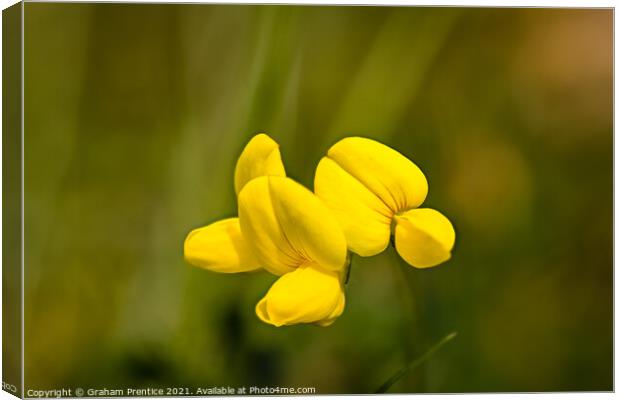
255, 264, 345, 327
184, 218, 262, 273
237, 177, 301, 276
316, 292, 346, 327
234, 133, 286, 195
268, 176, 348, 272
394, 208, 456, 268
238, 176, 348, 275
314, 157, 392, 256
326, 137, 428, 213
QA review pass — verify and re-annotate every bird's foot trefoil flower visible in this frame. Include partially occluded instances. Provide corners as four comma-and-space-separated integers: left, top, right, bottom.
314, 137, 455, 268
184, 133, 348, 327
184, 133, 456, 328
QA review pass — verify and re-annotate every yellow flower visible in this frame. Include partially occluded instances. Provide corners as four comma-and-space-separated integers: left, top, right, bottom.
184, 133, 285, 273
185, 134, 347, 327
314, 137, 455, 268
238, 176, 347, 327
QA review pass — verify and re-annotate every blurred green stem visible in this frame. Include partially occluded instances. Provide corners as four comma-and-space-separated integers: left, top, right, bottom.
344, 252, 353, 285
390, 248, 425, 390
375, 331, 458, 393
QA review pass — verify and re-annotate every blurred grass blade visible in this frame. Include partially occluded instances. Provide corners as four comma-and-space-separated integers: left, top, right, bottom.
328, 9, 461, 140
375, 331, 458, 393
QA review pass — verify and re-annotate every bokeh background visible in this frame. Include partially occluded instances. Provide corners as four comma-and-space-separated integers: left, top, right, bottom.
21, 4, 612, 393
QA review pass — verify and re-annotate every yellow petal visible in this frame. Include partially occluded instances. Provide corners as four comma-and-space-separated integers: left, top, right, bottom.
326, 137, 428, 213
314, 157, 392, 256
255, 264, 345, 327
237, 177, 300, 276
394, 208, 456, 268
184, 218, 262, 273
234, 133, 286, 195
268, 176, 348, 272
316, 292, 346, 327
238, 176, 348, 275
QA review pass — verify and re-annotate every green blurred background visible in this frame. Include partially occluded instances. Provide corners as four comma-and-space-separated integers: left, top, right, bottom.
22, 4, 612, 393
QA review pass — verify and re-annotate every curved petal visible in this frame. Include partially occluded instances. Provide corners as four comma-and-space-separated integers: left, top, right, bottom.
394, 208, 456, 268
255, 264, 345, 327
326, 137, 428, 213
316, 292, 346, 327
237, 177, 301, 276
268, 176, 348, 272
234, 133, 286, 195
238, 176, 348, 275
184, 218, 262, 273
314, 157, 392, 256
